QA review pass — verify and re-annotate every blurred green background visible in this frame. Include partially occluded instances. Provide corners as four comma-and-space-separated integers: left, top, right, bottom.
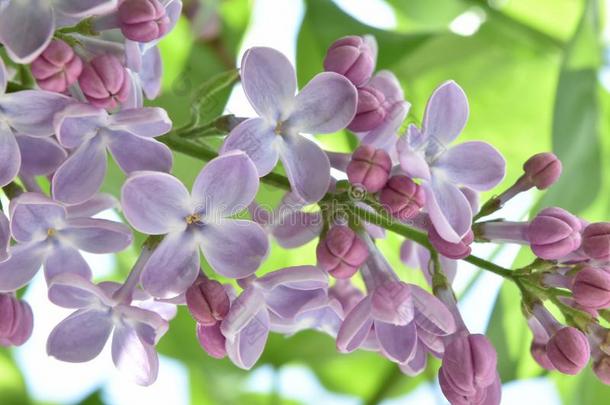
4, 0, 610, 404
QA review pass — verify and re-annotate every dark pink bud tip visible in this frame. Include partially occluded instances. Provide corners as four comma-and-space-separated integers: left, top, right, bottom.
118, 0, 170, 42
582, 222, 610, 261
429, 227, 474, 260
530, 341, 556, 371
78, 54, 130, 109
346, 145, 391, 193
379, 176, 425, 220
572, 266, 610, 309
593, 355, 610, 385
527, 207, 582, 260
347, 86, 386, 132
523, 152, 562, 190
0, 294, 33, 347
546, 327, 590, 375
196, 322, 227, 359
31, 40, 83, 92
316, 225, 369, 279
323, 35, 375, 87
186, 278, 230, 326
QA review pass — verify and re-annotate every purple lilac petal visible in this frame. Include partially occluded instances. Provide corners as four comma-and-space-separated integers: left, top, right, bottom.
54, 104, 108, 149
225, 307, 269, 370
399, 342, 427, 376
47, 273, 108, 309
61, 218, 132, 253
397, 130, 431, 181
370, 282, 414, 326
199, 219, 269, 279
140, 232, 200, 299
10, 193, 67, 242
52, 137, 108, 204
0, 242, 47, 292
422, 80, 469, 146
121, 171, 192, 235
0, 0, 54, 63
221, 118, 279, 177
375, 320, 418, 364
47, 308, 113, 362
425, 176, 472, 243
278, 134, 330, 204
107, 130, 173, 174
410, 285, 456, 335
139, 47, 162, 99
284, 72, 357, 134
434, 142, 506, 191
265, 286, 327, 319
368, 70, 402, 103
240, 47, 296, 121
271, 211, 323, 249
361, 101, 409, 152
44, 245, 92, 282
1, 91, 72, 136
257, 266, 328, 291
111, 323, 159, 386
192, 152, 259, 218
221, 287, 267, 338
108, 107, 171, 137
54, 0, 118, 17
0, 211, 9, 262
0, 124, 21, 187
16, 135, 67, 176
66, 193, 118, 218
336, 296, 374, 353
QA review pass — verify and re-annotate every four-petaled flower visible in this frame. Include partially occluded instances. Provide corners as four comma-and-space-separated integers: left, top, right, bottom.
221, 47, 358, 203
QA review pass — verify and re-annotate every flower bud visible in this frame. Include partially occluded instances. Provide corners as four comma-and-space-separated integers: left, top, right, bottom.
316, 225, 369, 279
196, 322, 226, 359
582, 222, 610, 261
527, 207, 582, 260
78, 54, 130, 109
546, 327, 590, 375
439, 334, 498, 398
118, 0, 171, 42
323, 35, 375, 87
186, 278, 230, 326
0, 294, 33, 347
347, 86, 386, 132
346, 145, 391, 193
429, 227, 474, 260
530, 341, 556, 371
593, 354, 610, 385
523, 152, 562, 190
30, 40, 83, 92
572, 266, 610, 309
379, 176, 425, 220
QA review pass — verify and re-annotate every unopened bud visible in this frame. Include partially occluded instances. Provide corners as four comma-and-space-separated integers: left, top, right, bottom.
78, 54, 130, 109
316, 225, 369, 279
546, 327, 590, 375
379, 176, 425, 220
118, 0, 170, 42
323, 35, 376, 87
31, 40, 83, 92
346, 145, 391, 193
186, 278, 230, 326
528, 207, 582, 260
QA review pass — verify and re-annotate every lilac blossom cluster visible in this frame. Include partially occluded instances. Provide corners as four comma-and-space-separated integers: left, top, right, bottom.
1, 13, 609, 403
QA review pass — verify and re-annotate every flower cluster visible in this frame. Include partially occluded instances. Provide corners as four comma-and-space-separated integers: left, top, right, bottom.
1, 14, 609, 403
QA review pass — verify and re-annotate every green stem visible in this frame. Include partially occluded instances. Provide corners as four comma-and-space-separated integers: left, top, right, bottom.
364, 365, 403, 405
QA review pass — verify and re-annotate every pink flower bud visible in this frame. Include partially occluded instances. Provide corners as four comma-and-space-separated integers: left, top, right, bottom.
316, 225, 369, 279
571, 266, 610, 309
546, 327, 590, 375
347, 86, 386, 132
429, 227, 474, 260
196, 322, 226, 359
118, 0, 170, 42
323, 35, 375, 87
0, 294, 33, 347
346, 145, 391, 193
78, 54, 130, 109
30, 40, 83, 92
527, 207, 582, 260
582, 222, 610, 261
186, 278, 230, 326
523, 152, 562, 190
379, 176, 425, 220
530, 341, 556, 371
439, 334, 498, 398
593, 354, 610, 385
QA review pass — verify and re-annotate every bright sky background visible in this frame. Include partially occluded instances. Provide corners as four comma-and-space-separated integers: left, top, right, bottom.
13, 0, 606, 403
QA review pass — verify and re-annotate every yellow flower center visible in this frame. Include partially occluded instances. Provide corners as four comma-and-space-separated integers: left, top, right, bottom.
185, 213, 201, 225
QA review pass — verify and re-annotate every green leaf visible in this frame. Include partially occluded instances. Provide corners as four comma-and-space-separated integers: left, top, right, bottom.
540, 0, 602, 213
554, 366, 610, 405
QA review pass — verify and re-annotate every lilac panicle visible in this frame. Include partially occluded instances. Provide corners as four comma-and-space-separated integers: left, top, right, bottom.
121, 152, 269, 298
397, 81, 505, 243
221, 47, 357, 203
0, 193, 132, 292
53, 103, 173, 204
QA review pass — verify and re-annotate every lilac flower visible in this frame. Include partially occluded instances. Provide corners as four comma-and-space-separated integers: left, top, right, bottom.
220, 265, 329, 369
0, 58, 72, 187
46, 272, 176, 385
0, 193, 132, 292
120, 152, 269, 298
221, 47, 358, 203
400, 239, 457, 285
16, 134, 67, 179
52, 103, 173, 204
397, 81, 505, 243
0, 211, 9, 262
0, 293, 33, 346
0, 0, 117, 63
